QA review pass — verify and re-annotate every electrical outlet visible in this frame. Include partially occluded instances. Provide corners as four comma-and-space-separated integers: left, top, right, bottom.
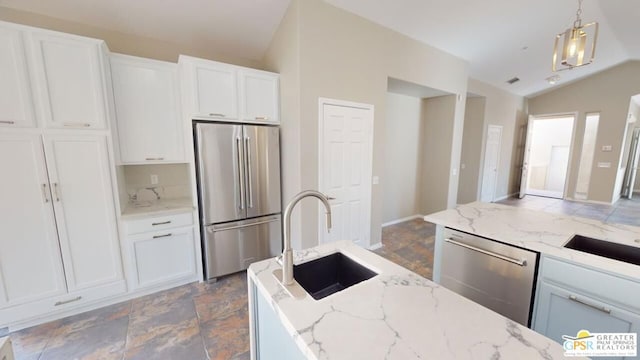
602, 145, 612, 152
150, 174, 159, 185
597, 162, 611, 168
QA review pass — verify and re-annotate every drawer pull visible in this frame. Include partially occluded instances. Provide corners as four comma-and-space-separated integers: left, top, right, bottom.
255, 116, 269, 121
568, 295, 611, 314
0, 120, 15, 124
153, 233, 172, 239
55, 296, 82, 306
445, 238, 527, 266
145, 157, 165, 161
209, 113, 226, 117
152, 220, 171, 226
63, 123, 91, 127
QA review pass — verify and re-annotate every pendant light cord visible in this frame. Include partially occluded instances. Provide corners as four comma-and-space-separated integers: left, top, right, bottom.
574, 0, 583, 27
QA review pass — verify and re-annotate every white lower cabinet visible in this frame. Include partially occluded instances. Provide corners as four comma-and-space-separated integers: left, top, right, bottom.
0, 133, 125, 327
123, 213, 197, 291
533, 256, 640, 359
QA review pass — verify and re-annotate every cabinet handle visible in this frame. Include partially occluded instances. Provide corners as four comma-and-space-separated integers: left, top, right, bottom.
145, 157, 165, 161
41, 184, 50, 203
63, 123, 91, 128
53, 183, 60, 202
568, 295, 611, 314
209, 113, 226, 117
0, 120, 15, 124
55, 296, 82, 306
152, 220, 171, 226
254, 116, 269, 121
153, 233, 172, 239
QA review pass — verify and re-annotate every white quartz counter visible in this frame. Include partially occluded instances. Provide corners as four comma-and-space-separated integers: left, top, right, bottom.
248, 240, 570, 359
424, 202, 640, 281
120, 197, 194, 219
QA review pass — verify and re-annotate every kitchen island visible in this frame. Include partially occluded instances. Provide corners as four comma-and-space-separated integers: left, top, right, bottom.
424, 201, 640, 281
247, 240, 569, 359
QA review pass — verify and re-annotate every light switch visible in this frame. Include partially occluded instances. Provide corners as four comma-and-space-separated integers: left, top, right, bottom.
150, 174, 159, 185
452, 168, 457, 176
602, 145, 612, 152
597, 162, 611, 168
372, 176, 379, 185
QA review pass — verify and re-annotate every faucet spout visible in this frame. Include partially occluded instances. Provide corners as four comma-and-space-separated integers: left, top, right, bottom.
281, 190, 333, 286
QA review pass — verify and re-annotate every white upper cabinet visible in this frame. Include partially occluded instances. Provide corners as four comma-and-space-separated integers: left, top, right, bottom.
179, 55, 279, 124
0, 25, 36, 128
239, 70, 279, 123
184, 56, 238, 120
28, 31, 108, 129
0, 133, 67, 307
110, 54, 185, 163
43, 135, 123, 291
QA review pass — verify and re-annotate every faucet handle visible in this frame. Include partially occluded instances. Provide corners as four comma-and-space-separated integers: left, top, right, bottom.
326, 195, 335, 200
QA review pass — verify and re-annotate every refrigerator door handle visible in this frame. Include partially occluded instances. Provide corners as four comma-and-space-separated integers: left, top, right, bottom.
236, 136, 245, 210
244, 136, 254, 208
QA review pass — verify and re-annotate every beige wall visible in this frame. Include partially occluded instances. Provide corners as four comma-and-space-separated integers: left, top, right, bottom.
0, 6, 261, 68
420, 95, 458, 215
528, 61, 640, 203
264, 0, 468, 249
458, 97, 486, 204
468, 79, 527, 200
262, 0, 303, 249
382, 92, 425, 223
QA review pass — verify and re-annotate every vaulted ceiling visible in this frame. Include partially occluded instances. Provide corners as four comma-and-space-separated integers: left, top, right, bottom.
2, 0, 638, 97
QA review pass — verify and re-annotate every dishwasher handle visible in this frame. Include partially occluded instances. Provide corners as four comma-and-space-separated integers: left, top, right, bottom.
445, 238, 527, 267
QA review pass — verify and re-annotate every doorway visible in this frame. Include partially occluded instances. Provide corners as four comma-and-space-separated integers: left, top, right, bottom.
520, 115, 575, 199
480, 125, 502, 202
318, 98, 374, 248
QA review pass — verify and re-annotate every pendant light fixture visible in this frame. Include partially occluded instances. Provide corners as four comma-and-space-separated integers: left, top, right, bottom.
552, 0, 599, 72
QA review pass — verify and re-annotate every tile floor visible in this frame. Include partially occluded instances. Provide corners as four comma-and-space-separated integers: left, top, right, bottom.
8, 219, 435, 360
497, 194, 640, 227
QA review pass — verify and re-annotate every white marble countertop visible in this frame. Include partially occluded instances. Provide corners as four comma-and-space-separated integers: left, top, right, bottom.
424, 202, 640, 281
120, 197, 194, 219
248, 240, 571, 359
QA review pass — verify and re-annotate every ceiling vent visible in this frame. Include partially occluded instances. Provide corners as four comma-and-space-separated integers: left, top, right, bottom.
506, 77, 520, 85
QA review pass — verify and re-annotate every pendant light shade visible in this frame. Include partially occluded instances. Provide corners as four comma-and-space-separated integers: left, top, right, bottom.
552, 0, 598, 72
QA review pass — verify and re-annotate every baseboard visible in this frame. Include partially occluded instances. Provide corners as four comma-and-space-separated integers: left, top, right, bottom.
564, 197, 614, 205
494, 192, 518, 202
381, 214, 424, 227
368, 242, 383, 251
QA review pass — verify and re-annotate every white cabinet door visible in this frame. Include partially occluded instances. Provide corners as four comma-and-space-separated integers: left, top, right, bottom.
0, 134, 66, 307
129, 227, 196, 289
43, 135, 123, 292
110, 54, 184, 163
240, 70, 279, 123
189, 60, 238, 120
0, 25, 36, 128
534, 281, 640, 347
29, 31, 107, 129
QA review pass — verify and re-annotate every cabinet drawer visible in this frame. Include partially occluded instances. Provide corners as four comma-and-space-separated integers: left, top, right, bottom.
123, 212, 193, 235
129, 227, 196, 289
540, 256, 640, 311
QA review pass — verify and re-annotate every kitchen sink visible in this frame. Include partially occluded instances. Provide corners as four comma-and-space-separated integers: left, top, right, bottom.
564, 235, 640, 266
293, 252, 377, 300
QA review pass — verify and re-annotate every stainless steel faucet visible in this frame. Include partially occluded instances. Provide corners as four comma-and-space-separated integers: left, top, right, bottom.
281, 190, 332, 285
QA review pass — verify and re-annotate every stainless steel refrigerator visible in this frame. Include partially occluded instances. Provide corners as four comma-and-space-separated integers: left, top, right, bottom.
194, 122, 282, 280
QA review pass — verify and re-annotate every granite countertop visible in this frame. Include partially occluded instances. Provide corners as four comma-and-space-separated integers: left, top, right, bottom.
120, 197, 194, 219
424, 201, 640, 280
248, 240, 570, 359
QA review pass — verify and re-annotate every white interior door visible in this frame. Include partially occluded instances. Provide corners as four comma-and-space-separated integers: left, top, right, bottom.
623, 128, 640, 199
319, 100, 373, 248
480, 125, 502, 202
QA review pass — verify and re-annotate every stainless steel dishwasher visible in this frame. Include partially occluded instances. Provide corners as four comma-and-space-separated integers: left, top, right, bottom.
441, 227, 539, 326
